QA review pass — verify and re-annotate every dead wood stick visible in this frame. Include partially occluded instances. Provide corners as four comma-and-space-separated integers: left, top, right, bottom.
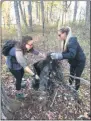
63, 73, 90, 86
50, 88, 59, 107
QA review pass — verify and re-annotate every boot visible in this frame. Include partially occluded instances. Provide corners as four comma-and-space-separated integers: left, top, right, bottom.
16, 92, 25, 99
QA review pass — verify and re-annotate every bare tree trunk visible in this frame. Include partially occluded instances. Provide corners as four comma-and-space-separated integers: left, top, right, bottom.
40, 0, 45, 36
39, 2, 40, 24
65, 12, 66, 24
3, 16, 5, 29
28, 0, 33, 31
22, 1, 26, 20
22, 1, 28, 28
36, 1, 38, 20
47, 4, 48, 23
62, 1, 66, 25
79, 8, 84, 23
85, 0, 90, 26
73, 0, 78, 22
18, 1, 28, 28
57, 2, 62, 29
0, 0, 2, 69
62, 12, 64, 25
7, 2, 11, 29
14, 0, 22, 41
50, 1, 54, 22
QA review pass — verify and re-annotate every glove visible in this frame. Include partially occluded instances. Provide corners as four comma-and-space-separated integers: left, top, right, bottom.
35, 74, 40, 80
50, 52, 63, 60
39, 52, 46, 58
32, 74, 40, 80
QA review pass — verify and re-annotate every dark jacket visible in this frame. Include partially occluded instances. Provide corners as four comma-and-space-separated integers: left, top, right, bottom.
62, 37, 86, 66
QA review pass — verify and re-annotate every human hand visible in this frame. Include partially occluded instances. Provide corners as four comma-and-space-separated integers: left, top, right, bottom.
50, 52, 63, 60
35, 74, 40, 80
39, 52, 46, 58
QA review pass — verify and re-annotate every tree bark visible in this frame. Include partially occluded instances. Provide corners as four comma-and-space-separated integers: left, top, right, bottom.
36, 1, 39, 20
47, 4, 48, 23
3, 16, 5, 29
63, 1, 71, 24
57, 2, 62, 29
28, 0, 33, 31
73, 0, 78, 22
0, 0, 2, 74
62, 12, 64, 25
39, 2, 40, 24
14, 0, 22, 41
40, 0, 45, 36
7, 2, 11, 28
18, 1, 28, 28
50, 1, 54, 22
22, 1, 26, 21
65, 12, 66, 24
85, 0, 90, 26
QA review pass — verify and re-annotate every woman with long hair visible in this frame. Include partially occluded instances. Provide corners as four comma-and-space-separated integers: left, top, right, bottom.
50, 27, 86, 91
6, 35, 45, 99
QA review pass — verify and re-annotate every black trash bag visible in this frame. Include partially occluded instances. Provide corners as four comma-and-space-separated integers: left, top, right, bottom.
32, 59, 49, 91
32, 54, 64, 93
31, 78, 40, 90
32, 59, 48, 90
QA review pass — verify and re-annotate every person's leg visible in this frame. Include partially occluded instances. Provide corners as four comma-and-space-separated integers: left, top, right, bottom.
10, 68, 24, 90
75, 62, 85, 90
9, 68, 25, 99
16, 68, 24, 90
69, 65, 76, 85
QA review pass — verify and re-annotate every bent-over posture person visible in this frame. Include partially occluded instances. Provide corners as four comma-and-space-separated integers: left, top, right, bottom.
50, 27, 86, 91
6, 35, 45, 99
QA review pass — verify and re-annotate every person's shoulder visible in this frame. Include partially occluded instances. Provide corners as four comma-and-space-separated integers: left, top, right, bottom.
15, 46, 22, 51
69, 36, 77, 41
10, 47, 15, 52
9, 47, 16, 55
69, 36, 78, 44
67, 36, 78, 48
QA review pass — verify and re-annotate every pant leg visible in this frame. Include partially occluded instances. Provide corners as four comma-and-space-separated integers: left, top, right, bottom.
69, 65, 76, 85
75, 62, 85, 90
9, 68, 24, 90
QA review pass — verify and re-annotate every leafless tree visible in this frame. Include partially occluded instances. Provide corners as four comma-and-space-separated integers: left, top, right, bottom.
85, 0, 90, 26
73, 0, 78, 22
14, 0, 22, 41
18, 1, 28, 28
28, 0, 33, 31
40, 0, 45, 36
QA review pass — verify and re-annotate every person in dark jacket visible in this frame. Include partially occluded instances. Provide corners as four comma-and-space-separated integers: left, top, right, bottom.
50, 27, 86, 90
6, 35, 45, 99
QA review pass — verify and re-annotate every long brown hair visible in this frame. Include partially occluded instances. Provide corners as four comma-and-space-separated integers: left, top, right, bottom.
16, 35, 34, 54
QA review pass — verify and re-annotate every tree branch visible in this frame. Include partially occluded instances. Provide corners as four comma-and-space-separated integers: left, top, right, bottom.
50, 88, 59, 107
64, 73, 90, 86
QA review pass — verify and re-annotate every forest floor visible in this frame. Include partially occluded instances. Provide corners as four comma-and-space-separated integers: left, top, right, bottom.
1, 23, 90, 120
